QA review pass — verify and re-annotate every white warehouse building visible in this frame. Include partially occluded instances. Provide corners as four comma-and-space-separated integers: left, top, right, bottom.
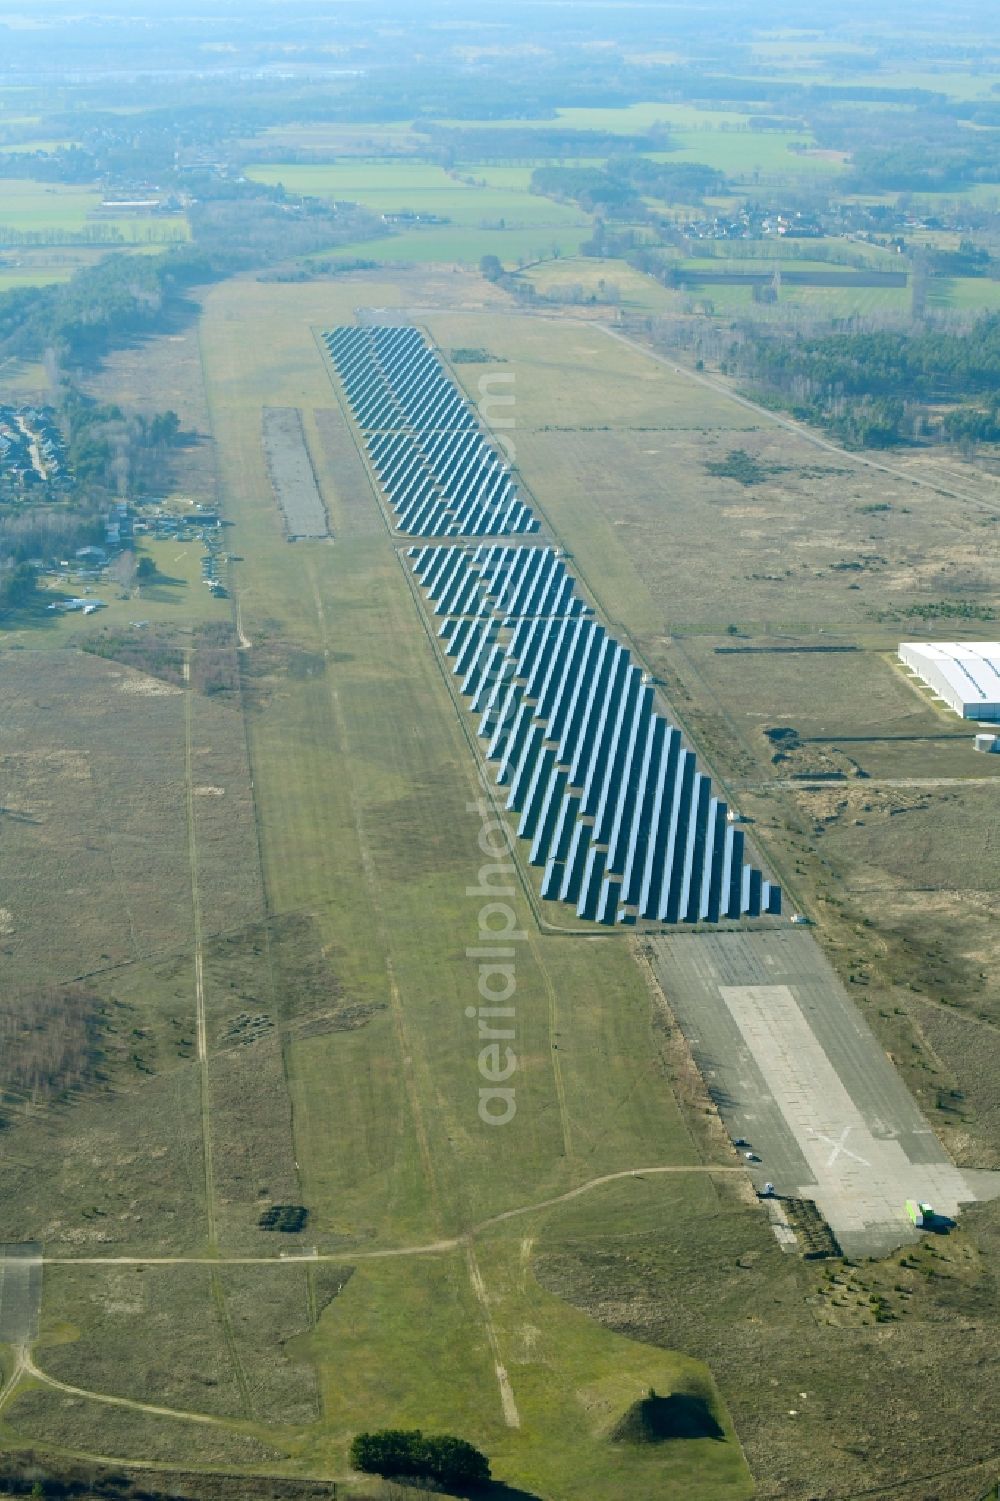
898, 641, 1000, 721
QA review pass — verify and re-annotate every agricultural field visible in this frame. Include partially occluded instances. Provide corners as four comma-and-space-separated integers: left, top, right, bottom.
244, 121, 425, 154
677, 280, 913, 321
0, 179, 189, 243
426, 103, 761, 136
929, 276, 1000, 312
326, 223, 593, 268
652, 131, 844, 181
248, 159, 593, 266
0, 263, 74, 291
246, 163, 587, 232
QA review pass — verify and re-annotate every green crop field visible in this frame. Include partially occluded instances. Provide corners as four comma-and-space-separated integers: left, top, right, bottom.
676, 254, 890, 274
327, 223, 591, 267
0, 178, 189, 241
673, 238, 903, 268
681, 280, 912, 320
651, 131, 844, 179
0, 180, 111, 231
0, 264, 74, 290
929, 275, 1000, 310
248, 160, 587, 229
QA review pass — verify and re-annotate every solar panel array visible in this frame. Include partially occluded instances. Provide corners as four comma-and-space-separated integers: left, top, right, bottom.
324, 325, 538, 537
409, 544, 781, 926
325, 325, 780, 926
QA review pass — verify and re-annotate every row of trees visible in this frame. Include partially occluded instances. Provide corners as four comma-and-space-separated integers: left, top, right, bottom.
0, 225, 186, 249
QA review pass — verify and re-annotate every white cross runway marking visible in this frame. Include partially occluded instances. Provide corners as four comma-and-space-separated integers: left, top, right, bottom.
811, 1126, 871, 1169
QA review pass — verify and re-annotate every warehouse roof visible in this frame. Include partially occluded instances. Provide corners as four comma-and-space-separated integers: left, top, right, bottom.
899, 641, 1000, 710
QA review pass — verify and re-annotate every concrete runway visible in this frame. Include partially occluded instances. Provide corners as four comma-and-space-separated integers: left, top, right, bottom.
0, 1243, 42, 1345
650, 930, 1000, 1257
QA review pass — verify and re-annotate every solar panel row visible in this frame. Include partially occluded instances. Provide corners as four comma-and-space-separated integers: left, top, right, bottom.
324, 325, 538, 537
409, 543, 781, 927
322, 323, 780, 926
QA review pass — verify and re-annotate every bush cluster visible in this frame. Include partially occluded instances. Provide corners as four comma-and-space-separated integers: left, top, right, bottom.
349, 1429, 490, 1490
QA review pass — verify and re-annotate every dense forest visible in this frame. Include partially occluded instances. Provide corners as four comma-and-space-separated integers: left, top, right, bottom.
725, 315, 1000, 446
532, 156, 725, 217
0, 249, 234, 363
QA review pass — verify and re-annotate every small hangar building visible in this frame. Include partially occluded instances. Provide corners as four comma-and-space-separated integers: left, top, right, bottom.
898, 641, 1000, 721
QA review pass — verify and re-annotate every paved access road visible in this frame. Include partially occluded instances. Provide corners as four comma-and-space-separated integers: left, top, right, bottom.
650, 930, 1000, 1258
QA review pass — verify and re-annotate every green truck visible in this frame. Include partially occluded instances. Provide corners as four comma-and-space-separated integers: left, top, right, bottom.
905, 1200, 935, 1228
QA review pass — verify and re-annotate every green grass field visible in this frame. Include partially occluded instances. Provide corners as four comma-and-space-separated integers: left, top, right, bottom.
651, 131, 844, 179
0, 264, 74, 290
0, 275, 761, 1500
520, 255, 679, 312
329, 223, 592, 267
929, 275, 1000, 311
676, 254, 889, 274
251, 158, 591, 266
249, 160, 586, 234
673, 238, 903, 268
0, 179, 189, 242
678, 279, 912, 320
